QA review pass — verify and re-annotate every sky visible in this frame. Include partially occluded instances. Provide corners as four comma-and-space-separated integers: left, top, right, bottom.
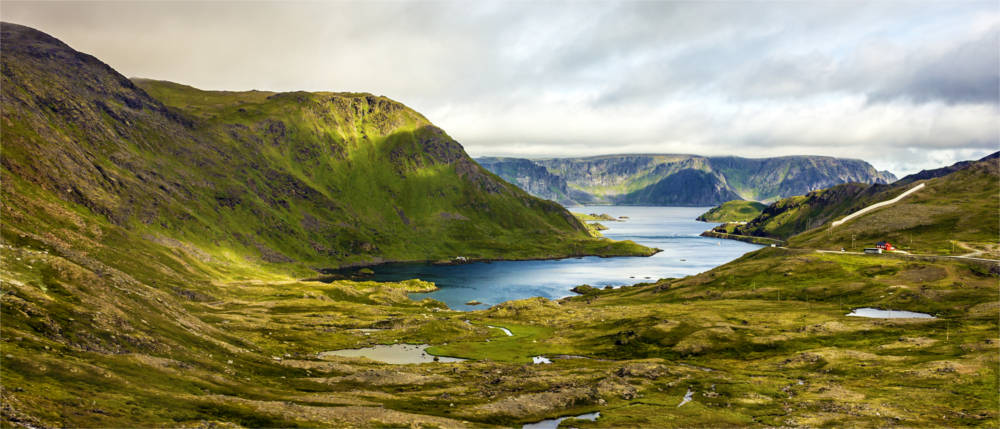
3, 1, 998, 176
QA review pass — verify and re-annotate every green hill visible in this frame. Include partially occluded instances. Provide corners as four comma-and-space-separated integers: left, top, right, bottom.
1, 22, 651, 272
790, 155, 999, 255
0, 21, 655, 427
1, 22, 995, 428
729, 153, 999, 255
696, 200, 768, 222
729, 182, 885, 239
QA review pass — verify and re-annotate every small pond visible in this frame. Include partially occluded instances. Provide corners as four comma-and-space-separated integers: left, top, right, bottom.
523, 411, 600, 429
318, 344, 466, 364
847, 308, 935, 319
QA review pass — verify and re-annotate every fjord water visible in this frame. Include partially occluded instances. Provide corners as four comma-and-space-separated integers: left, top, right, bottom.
369, 206, 761, 310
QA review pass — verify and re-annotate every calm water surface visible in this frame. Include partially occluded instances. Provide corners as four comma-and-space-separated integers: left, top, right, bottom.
847, 308, 935, 319
371, 206, 761, 310
319, 344, 466, 364
522, 411, 600, 429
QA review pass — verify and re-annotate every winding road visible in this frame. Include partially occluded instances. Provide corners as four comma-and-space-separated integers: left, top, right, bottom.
831, 182, 925, 227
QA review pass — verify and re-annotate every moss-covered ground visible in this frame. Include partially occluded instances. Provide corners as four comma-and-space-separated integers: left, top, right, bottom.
1, 23, 996, 428
790, 161, 1000, 257
4, 233, 995, 427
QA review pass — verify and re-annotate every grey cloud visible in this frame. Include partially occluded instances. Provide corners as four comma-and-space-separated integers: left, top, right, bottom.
871, 28, 1000, 104
2, 0, 997, 174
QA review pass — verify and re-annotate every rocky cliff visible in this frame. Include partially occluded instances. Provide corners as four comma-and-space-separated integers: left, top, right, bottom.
476, 157, 586, 205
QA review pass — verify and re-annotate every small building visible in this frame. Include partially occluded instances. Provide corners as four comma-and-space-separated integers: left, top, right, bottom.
876, 241, 895, 251
864, 248, 883, 254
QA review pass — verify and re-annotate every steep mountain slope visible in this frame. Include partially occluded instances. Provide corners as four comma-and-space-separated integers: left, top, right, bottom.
729, 153, 999, 254
475, 157, 585, 205
1, 22, 650, 270
616, 168, 741, 206
478, 154, 894, 206
706, 155, 896, 200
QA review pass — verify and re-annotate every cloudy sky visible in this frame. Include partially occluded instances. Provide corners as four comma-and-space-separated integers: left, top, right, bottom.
4, 1, 998, 175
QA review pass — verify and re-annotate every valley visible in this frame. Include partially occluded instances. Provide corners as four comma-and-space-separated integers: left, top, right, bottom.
5, 229, 996, 427
1, 20, 997, 429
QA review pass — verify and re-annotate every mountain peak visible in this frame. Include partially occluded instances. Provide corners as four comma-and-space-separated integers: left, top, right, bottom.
2, 21, 73, 52
1, 21, 129, 86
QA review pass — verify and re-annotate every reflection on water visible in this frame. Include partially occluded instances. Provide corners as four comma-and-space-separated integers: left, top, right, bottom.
372, 206, 762, 310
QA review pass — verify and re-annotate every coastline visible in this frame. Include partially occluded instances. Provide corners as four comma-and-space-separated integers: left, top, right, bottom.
311, 246, 665, 278
699, 230, 785, 246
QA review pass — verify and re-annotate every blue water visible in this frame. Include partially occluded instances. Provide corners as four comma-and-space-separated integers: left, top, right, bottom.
369, 206, 761, 311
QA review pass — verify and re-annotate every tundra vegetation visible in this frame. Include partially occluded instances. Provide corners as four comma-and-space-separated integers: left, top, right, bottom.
725, 153, 999, 257
4, 237, 997, 427
1, 22, 997, 428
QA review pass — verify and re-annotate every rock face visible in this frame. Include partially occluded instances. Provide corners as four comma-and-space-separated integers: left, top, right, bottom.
477, 154, 896, 206
616, 169, 741, 206
1, 22, 651, 267
476, 157, 582, 205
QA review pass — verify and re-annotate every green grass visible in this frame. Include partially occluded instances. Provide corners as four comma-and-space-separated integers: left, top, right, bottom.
729, 157, 998, 258
572, 212, 619, 222
429, 322, 555, 363
696, 200, 767, 222
3, 212, 996, 427
1, 24, 996, 428
790, 162, 999, 255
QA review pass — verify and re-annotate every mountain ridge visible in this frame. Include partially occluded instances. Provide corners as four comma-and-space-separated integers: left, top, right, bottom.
478, 154, 895, 206
1, 21, 652, 272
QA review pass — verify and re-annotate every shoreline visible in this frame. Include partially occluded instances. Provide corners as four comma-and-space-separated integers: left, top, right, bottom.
699, 230, 785, 246
311, 247, 664, 278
